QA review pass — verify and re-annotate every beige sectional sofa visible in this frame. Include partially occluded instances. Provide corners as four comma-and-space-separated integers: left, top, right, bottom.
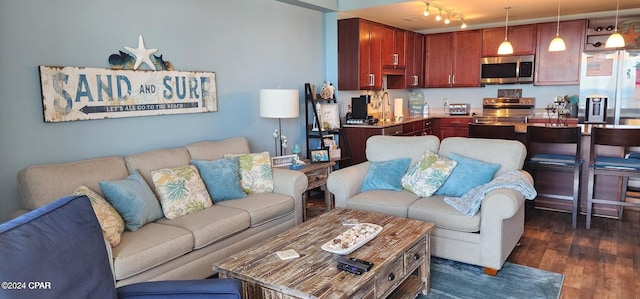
327, 135, 532, 274
16, 137, 307, 287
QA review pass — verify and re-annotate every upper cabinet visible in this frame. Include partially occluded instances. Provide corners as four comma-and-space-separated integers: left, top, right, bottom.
482, 25, 537, 57
381, 26, 406, 72
338, 18, 383, 90
534, 19, 586, 85
425, 30, 483, 88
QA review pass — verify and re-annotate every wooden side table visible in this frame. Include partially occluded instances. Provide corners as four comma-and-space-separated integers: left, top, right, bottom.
298, 161, 335, 221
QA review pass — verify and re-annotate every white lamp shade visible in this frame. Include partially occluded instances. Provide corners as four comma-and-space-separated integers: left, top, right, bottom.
259, 89, 300, 118
605, 32, 625, 48
497, 40, 514, 55
548, 35, 567, 52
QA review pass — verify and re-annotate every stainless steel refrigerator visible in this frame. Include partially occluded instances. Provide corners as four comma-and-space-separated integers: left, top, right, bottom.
579, 50, 640, 125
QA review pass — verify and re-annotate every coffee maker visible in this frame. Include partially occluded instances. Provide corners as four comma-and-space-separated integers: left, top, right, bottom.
584, 96, 607, 124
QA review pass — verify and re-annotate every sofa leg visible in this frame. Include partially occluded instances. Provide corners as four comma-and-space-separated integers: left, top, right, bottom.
483, 267, 498, 276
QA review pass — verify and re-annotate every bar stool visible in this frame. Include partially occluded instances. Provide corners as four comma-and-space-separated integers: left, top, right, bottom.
526, 126, 582, 228
586, 127, 640, 230
468, 123, 517, 140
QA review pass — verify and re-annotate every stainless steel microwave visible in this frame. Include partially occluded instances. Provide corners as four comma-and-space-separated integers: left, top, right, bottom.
480, 55, 535, 84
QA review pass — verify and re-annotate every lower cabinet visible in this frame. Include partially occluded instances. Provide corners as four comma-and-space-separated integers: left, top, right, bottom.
434, 117, 472, 139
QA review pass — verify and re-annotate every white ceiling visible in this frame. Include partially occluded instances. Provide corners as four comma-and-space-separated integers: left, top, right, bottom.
338, 0, 640, 33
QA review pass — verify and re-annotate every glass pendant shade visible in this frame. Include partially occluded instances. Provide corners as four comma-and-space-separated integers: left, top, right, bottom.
498, 39, 514, 55
549, 34, 567, 51
605, 32, 625, 48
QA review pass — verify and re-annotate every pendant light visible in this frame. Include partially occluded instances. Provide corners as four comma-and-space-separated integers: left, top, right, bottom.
498, 7, 514, 55
605, 0, 625, 48
548, 0, 566, 51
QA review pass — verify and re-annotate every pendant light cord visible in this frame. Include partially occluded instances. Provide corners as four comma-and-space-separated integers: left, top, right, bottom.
504, 7, 510, 40
614, 0, 619, 32
555, 1, 561, 35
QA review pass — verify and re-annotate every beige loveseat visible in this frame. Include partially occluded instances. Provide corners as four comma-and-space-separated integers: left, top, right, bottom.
16, 137, 307, 286
327, 135, 531, 274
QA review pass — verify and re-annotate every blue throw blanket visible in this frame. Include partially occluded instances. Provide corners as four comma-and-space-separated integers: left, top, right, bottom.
444, 170, 537, 216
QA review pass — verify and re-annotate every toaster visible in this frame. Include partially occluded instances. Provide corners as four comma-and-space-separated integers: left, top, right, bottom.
448, 103, 470, 115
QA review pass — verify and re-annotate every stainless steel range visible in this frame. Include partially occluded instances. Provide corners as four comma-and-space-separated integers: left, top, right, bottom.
473, 97, 536, 124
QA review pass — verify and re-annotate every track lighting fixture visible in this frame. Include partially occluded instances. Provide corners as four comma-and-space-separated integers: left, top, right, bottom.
423, 3, 429, 17
444, 12, 450, 24
421, 2, 467, 30
435, 8, 442, 21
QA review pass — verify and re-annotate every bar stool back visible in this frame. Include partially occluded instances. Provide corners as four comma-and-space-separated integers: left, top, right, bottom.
526, 126, 582, 228
586, 127, 640, 229
468, 123, 517, 140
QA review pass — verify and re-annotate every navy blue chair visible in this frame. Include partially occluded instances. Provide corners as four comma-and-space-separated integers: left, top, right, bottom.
526, 126, 583, 228
586, 127, 640, 230
0, 195, 242, 299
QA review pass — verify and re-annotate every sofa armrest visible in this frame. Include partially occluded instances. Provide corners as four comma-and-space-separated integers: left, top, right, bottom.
327, 162, 371, 208
117, 279, 242, 298
272, 168, 308, 224
481, 170, 531, 220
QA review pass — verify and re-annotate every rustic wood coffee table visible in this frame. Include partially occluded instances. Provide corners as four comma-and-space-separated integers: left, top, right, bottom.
212, 208, 435, 298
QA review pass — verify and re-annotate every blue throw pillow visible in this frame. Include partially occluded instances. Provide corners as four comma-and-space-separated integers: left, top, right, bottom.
435, 153, 501, 197
192, 157, 247, 202
99, 170, 163, 231
361, 158, 412, 192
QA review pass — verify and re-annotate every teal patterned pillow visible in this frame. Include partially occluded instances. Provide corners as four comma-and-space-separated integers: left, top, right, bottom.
224, 152, 274, 194
401, 150, 458, 197
151, 165, 212, 220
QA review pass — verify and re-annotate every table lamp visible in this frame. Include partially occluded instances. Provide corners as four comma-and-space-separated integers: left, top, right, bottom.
259, 89, 300, 156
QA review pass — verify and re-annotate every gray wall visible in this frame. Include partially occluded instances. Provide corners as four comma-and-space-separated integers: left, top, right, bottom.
0, 0, 326, 221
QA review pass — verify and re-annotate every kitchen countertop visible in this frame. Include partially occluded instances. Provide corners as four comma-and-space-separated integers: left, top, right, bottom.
515, 123, 640, 135
342, 114, 470, 128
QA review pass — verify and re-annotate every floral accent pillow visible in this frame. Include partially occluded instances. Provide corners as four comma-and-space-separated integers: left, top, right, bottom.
224, 152, 274, 194
150, 165, 212, 220
73, 185, 125, 247
401, 150, 458, 197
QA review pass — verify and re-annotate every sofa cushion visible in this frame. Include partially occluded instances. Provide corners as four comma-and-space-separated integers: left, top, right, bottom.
225, 152, 274, 194
155, 205, 250, 249
99, 170, 163, 231
438, 137, 526, 176
401, 150, 457, 197
365, 135, 440, 165
408, 196, 481, 232
125, 148, 192, 190
112, 222, 194, 280
17, 156, 129, 210
435, 153, 500, 197
361, 158, 411, 192
192, 157, 247, 202
216, 193, 294, 227
346, 190, 420, 218
73, 185, 125, 246
151, 165, 213, 219
185, 137, 251, 160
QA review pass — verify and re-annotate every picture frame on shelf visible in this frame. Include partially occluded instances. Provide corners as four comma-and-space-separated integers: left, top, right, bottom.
271, 155, 297, 167
319, 103, 340, 130
310, 149, 330, 163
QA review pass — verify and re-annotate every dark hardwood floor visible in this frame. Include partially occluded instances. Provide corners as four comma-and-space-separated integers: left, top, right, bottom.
305, 195, 640, 298
509, 207, 639, 299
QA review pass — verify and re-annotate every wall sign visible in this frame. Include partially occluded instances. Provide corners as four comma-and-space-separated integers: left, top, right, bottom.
39, 66, 217, 122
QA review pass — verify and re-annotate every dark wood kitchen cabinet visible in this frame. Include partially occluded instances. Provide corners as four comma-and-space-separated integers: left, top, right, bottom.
381, 26, 406, 71
338, 18, 383, 90
434, 117, 472, 139
425, 30, 482, 88
388, 31, 424, 89
534, 19, 586, 85
481, 24, 537, 57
